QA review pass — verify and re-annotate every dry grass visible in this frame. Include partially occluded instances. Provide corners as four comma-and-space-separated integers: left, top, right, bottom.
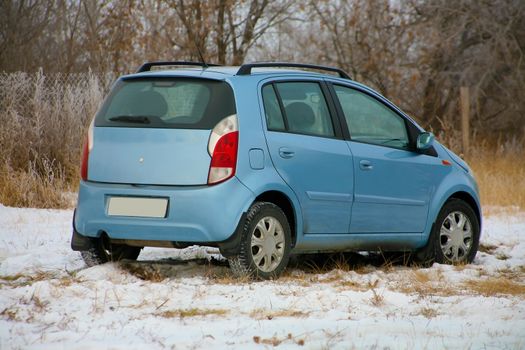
0, 271, 56, 287
253, 333, 305, 347
463, 138, 524, 209
435, 125, 524, 209
119, 263, 166, 282
0, 160, 70, 208
464, 278, 525, 297
250, 308, 310, 320
416, 307, 439, 319
157, 308, 228, 319
0, 71, 103, 208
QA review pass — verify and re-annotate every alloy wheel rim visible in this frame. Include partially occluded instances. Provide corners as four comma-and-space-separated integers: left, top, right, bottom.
439, 211, 473, 263
251, 216, 285, 272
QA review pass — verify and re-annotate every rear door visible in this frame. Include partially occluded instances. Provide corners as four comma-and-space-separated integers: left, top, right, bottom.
330, 84, 442, 233
262, 80, 354, 234
89, 77, 236, 185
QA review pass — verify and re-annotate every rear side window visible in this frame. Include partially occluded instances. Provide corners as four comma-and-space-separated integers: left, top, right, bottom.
262, 85, 285, 131
96, 78, 236, 129
262, 82, 335, 138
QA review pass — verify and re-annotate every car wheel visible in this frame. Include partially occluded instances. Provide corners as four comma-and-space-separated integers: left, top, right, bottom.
81, 235, 141, 267
228, 202, 291, 279
416, 198, 480, 265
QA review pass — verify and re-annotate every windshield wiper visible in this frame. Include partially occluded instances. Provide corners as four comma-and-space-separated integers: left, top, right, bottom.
108, 115, 151, 124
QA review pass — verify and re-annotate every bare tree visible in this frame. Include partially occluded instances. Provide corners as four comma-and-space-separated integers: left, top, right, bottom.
412, 0, 525, 133
0, 1, 54, 72
169, 0, 294, 64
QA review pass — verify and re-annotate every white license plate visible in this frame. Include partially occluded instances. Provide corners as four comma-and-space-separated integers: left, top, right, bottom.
107, 197, 168, 218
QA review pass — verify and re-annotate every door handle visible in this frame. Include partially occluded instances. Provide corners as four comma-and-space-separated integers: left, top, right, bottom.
359, 160, 373, 170
279, 147, 295, 159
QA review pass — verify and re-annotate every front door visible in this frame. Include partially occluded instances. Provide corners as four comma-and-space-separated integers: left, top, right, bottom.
331, 84, 442, 233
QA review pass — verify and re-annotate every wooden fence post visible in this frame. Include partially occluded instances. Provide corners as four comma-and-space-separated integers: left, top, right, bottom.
460, 86, 470, 155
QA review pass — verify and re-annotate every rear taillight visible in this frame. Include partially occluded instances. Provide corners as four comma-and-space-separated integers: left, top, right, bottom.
80, 119, 94, 181
207, 114, 238, 185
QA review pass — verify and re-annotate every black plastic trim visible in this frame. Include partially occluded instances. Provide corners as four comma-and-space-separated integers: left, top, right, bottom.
262, 80, 344, 141
237, 62, 351, 79
136, 61, 221, 73
71, 209, 94, 251
217, 212, 248, 257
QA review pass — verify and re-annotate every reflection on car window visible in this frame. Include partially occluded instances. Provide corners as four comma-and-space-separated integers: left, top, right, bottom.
272, 82, 334, 137
96, 78, 235, 129
262, 85, 285, 131
334, 85, 409, 149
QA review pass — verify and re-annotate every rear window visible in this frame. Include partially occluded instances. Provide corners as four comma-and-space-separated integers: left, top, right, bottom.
95, 77, 236, 129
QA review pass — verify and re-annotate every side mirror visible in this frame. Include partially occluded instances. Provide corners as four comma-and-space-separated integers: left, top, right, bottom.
417, 132, 435, 150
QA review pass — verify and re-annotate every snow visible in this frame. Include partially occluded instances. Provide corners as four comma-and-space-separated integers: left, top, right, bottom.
1, 204, 524, 349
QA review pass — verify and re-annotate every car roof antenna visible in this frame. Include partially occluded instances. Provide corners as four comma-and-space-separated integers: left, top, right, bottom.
193, 40, 209, 69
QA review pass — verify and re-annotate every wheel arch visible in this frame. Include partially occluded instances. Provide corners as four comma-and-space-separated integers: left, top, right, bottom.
254, 190, 298, 247
447, 191, 481, 228
424, 180, 481, 247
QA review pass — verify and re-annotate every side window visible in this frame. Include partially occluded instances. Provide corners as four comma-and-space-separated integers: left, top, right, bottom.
276, 82, 334, 137
262, 82, 335, 137
334, 85, 409, 149
262, 85, 285, 131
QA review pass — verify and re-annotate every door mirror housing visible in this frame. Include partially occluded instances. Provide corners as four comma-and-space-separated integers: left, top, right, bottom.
417, 132, 435, 150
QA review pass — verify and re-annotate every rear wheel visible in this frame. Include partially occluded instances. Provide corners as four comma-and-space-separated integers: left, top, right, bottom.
228, 202, 291, 279
416, 198, 480, 265
81, 235, 141, 267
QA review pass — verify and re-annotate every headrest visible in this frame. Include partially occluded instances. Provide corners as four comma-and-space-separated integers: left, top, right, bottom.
285, 102, 315, 132
128, 90, 168, 117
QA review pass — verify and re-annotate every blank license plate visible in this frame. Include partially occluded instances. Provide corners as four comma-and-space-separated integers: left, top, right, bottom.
107, 197, 168, 218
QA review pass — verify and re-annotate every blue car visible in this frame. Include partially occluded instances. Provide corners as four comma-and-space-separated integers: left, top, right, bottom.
71, 61, 481, 278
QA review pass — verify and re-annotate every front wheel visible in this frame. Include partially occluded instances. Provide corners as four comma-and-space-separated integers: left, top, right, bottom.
416, 198, 480, 265
228, 202, 291, 279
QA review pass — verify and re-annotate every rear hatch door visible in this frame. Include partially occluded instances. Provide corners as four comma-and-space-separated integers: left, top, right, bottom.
88, 76, 236, 186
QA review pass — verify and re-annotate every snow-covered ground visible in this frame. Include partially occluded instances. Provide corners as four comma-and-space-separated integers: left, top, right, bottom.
0, 205, 524, 349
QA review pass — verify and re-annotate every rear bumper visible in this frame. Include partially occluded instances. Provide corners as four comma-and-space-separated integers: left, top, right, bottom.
74, 177, 255, 243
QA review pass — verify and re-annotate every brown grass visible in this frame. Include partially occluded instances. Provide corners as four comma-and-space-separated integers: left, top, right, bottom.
157, 308, 228, 319
0, 271, 55, 287
250, 308, 310, 320
464, 138, 525, 209
464, 278, 525, 297
0, 71, 103, 208
416, 307, 439, 319
119, 263, 166, 282
253, 333, 305, 347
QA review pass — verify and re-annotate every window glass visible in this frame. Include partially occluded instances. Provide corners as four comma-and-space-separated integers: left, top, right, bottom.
274, 82, 334, 137
96, 78, 236, 129
262, 85, 285, 131
334, 85, 409, 148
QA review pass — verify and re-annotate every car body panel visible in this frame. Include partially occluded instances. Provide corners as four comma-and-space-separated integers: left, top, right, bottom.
89, 127, 211, 185
347, 141, 448, 233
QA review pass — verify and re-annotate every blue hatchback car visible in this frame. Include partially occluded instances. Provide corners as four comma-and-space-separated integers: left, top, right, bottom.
71, 61, 481, 278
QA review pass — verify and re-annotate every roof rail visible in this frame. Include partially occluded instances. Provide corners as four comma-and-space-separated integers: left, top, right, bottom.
236, 62, 351, 79
136, 61, 221, 73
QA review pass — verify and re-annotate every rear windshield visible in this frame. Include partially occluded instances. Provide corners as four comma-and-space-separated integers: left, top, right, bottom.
95, 77, 236, 129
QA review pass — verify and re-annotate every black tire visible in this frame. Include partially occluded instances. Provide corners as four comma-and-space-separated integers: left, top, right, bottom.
228, 202, 292, 279
416, 198, 480, 266
81, 235, 141, 267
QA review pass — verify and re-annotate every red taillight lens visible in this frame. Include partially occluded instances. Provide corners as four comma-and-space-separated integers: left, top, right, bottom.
80, 119, 94, 181
80, 138, 89, 181
208, 115, 238, 185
